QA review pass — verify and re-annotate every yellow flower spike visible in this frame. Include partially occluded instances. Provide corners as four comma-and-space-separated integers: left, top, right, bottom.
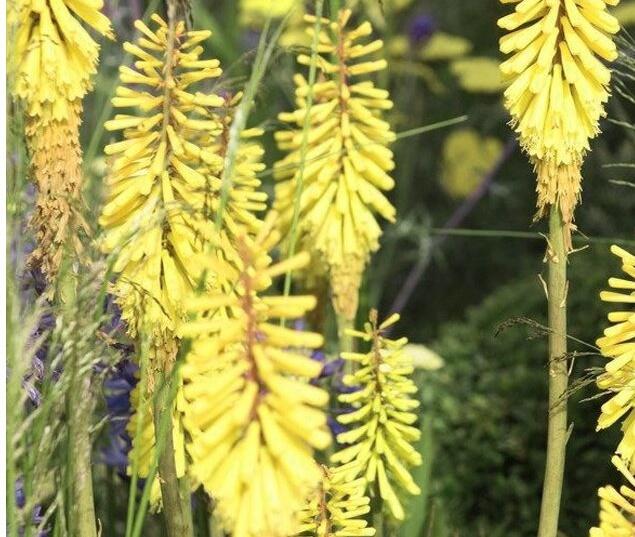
590, 456, 635, 537
498, 0, 621, 249
331, 309, 422, 521
596, 245, 635, 472
181, 220, 332, 537
9, 0, 113, 282
100, 17, 267, 342
274, 9, 396, 321
295, 464, 376, 537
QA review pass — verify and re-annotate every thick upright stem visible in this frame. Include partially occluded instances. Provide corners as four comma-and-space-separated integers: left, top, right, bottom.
337, 314, 355, 376
63, 271, 98, 537
154, 371, 193, 537
68, 374, 98, 537
536, 205, 569, 537
152, 2, 194, 534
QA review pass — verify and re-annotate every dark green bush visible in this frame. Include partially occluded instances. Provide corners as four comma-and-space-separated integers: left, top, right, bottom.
426, 246, 621, 537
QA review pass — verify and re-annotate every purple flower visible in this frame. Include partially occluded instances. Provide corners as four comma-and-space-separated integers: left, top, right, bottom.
102, 360, 137, 472
408, 14, 437, 45
310, 351, 345, 382
14, 478, 50, 537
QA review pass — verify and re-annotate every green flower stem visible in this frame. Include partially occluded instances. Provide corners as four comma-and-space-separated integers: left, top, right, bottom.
61, 270, 98, 537
337, 314, 354, 355
153, 369, 194, 537
330, 0, 340, 17
536, 205, 569, 537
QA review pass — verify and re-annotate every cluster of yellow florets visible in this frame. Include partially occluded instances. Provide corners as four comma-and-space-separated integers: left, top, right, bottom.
181, 218, 331, 537
498, 0, 620, 245
100, 15, 265, 343
10, 0, 113, 281
592, 245, 635, 536
332, 310, 422, 520
100, 15, 268, 507
596, 245, 635, 470
274, 9, 396, 320
295, 464, 376, 537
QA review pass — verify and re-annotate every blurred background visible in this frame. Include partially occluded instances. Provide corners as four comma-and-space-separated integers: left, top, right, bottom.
16, 0, 635, 535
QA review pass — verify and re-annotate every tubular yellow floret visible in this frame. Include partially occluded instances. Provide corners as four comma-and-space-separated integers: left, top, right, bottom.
274, 9, 396, 320
181, 215, 332, 537
590, 456, 635, 537
596, 245, 635, 472
331, 310, 421, 521
99, 15, 266, 508
295, 464, 376, 537
9, 0, 113, 281
498, 0, 621, 248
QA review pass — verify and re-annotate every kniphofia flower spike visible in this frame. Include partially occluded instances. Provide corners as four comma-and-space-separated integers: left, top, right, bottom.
498, 0, 621, 247
180, 215, 332, 537
332, 310, 421, 520
275, 9, 396, 320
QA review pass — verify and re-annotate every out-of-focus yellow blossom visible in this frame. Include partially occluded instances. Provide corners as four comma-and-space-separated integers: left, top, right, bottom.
403, 343, 444, 371
450, 57, 507, 93
240, 0, 296, 27
590, 456, 635, 537
596, 245, 635, 471
99, 15, 266, 508
419, 32, 473, 61
331, 310, 422, 521
9, 0, 113, 281
295, 464, 376, 537
274, 9, 396, 320
385, 33, 472, 93
498, 0, 621, 248
612, 1, 635, 26
180, 217, 332, 537
441, 128, 504, 199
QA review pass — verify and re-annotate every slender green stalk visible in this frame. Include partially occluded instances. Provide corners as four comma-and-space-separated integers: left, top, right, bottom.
154, 370, 194, 537
330, 0, 341, 17
61, 269, 98, 537
337, 315, 354, 355
536, 205, 569, 537
214, 16, 285, 234
130, 365, 182, 537
125, 338, 151, 537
